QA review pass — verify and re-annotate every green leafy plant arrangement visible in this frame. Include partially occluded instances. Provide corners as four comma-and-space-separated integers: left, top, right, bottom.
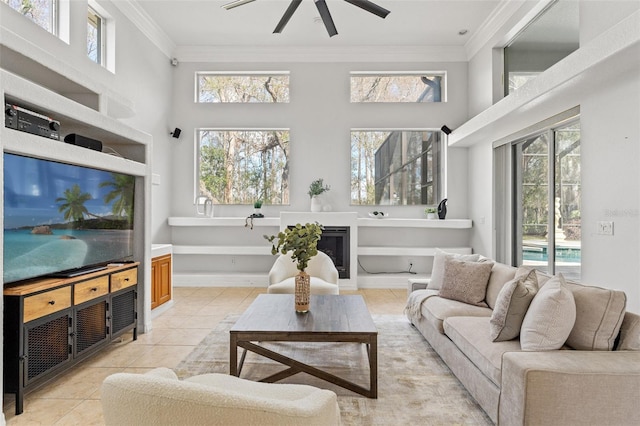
264, 222, 324, 271
308, 178, 330, 198
253, 200, 263, 209
425, 207, 436, 214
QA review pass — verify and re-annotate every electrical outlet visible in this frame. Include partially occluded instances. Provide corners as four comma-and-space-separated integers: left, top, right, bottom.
597, 221, 614, 236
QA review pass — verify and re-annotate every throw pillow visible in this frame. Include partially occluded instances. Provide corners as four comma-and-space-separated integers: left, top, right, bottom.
438, 257, 494, 307
428, 249, 481, 290
520, 274, 576, 351
489, 269, 538, 342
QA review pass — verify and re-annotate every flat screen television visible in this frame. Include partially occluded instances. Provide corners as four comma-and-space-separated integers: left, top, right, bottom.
3, 153, 135, 284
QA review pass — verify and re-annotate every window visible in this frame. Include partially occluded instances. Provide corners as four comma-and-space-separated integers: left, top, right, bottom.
196, 73, 290, 103
87, 6, 103, 65
511, 120, 581, 280
197, 129, 289, 205
504, 0, 579, 95
4, 0, 56, 34
350, 73, 444, 103
351, 130, 442, 206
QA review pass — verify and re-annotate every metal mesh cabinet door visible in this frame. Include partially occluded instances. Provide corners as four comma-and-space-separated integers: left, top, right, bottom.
24, 312, 72, 385
110, 288, 137, 338
74, 298, 108, 358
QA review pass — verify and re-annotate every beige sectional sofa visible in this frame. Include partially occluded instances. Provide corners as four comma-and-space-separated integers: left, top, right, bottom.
405, 255, 640, 425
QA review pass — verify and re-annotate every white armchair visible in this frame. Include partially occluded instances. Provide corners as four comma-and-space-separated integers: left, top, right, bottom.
268, 251, 340, 295
101, 367, 341, 426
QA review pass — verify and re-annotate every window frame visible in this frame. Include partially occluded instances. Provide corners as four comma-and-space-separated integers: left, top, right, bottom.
349, 71, 447, 103
195, 71, 291, 103
350, 128, 444, 206
194, 128, 290, 205
3, 0, 58, 34
87, 5, 104, 65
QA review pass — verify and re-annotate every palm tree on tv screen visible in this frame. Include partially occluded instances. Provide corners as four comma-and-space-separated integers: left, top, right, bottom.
56, 184, 91, 225
100, 174, 134, 225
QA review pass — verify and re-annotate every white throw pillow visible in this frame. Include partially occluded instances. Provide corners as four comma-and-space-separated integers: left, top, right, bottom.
428, 249, 481, 290
489, 268, 538, 342
520, 274, 576, 351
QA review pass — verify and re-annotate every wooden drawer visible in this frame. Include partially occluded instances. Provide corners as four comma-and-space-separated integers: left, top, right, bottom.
111, 268, 138, 292
74, 276, 109, 305
24, 287, 72, 323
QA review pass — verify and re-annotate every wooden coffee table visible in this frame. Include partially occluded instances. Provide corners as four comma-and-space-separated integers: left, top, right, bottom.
230, 294, 378, 398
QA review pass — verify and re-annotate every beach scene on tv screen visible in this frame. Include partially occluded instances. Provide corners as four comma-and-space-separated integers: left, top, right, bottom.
3, 154, 135, 283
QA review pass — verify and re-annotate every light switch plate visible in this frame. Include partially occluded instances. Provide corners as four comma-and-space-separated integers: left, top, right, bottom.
598, 221, 614, 235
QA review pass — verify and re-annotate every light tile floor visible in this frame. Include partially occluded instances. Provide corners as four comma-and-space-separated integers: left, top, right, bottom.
3, 287, 407, 425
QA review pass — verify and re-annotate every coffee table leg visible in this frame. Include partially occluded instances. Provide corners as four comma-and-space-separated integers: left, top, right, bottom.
370, 335, 378, 398
230, 333, 238, 376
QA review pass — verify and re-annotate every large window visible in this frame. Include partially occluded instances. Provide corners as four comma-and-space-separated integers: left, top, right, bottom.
350, 73, 444, 103
351, 130, 442, 206
196, 73, 290, 103
3, 0, 56, 34
513, 120, 581, 280
197, 129, 289, 205
504, 0, 579, 95
87, 6, 103, 65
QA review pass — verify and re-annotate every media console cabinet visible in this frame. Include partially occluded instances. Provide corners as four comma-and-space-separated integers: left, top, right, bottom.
3, 263, 139, 415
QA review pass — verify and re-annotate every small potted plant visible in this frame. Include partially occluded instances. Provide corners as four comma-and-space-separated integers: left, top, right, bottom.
425, 207, 437, 220
253, 200, 263, 217
264, 222, 323, 312
308, 178, 330, 212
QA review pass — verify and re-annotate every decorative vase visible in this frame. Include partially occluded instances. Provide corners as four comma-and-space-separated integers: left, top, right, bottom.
294, 270, 310, 313
437, 198, 448, 220
427, 212, 437, 220
310, 196, 322, 212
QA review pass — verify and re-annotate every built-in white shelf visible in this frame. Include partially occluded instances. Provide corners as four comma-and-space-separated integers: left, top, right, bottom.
168, 216, 472, 229
3, 130, 147, 177
172, 245, 272, 256
168, 217, 280, 227
357, 218, 472, 228
358, 247, 472, 256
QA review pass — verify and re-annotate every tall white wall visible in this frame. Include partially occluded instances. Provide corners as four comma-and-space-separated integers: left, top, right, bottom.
466, 1, 640, 312
169, 61, 469, 218
0, 0, 174, 243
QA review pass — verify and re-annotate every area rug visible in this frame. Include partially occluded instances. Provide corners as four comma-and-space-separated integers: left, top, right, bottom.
175, 314, 492, 425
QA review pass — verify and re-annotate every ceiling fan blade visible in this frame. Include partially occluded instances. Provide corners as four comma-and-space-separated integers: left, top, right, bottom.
343, 0, 390, 19
314, 0, 338, 37
273, 0, 303, 34
222, 0, 257, 11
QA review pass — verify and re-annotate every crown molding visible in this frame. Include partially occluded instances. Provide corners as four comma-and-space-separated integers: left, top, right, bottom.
174, 45, 468, 63
464, 0, 526, 60
112, 0, 175, 58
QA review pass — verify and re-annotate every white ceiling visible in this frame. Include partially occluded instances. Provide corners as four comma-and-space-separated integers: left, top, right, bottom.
133, 0, 504, 48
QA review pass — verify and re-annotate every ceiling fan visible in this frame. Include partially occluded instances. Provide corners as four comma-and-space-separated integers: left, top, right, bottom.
222, 0, 391, 37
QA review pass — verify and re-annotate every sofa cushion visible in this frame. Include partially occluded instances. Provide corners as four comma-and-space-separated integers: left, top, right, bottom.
485, 263, 518, 309
439, 257, 494, 307
490, 269, 538, 342
420, 296, 492, 334
427, 249, 481, 290
617, 311, 640, 351
521, 274, 576, 351
563, 280, 626, 351
443, 316, 522, 386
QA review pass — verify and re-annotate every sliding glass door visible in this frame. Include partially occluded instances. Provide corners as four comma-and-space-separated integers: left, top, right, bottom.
513, 122, 581, 280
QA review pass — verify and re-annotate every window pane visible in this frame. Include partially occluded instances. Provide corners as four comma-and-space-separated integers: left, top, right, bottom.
504, 0, 579, 95
350, 74, 443, 103
87, 7, 102, 64
4, 0, 56, 33
554, 123, 581, 280
197, 74, 290, 103
351, 130, 441, 205
197, 130, 289, 204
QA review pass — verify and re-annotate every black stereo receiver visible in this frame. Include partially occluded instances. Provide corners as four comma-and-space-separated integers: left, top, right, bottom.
4, 103, 60, 140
